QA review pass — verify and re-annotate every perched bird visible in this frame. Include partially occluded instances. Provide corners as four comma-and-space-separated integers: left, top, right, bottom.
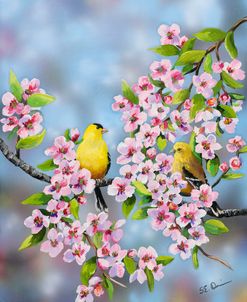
171, 142, 221, 216
76, 123, 110, 212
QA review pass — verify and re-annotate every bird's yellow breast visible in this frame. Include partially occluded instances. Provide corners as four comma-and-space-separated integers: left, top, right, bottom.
76, 138, 109, 180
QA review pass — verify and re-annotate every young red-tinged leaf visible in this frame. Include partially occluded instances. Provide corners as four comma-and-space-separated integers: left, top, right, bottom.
175, 50, 206, 66
238, 146, 247, 154
124, 256, 137, 274
180, 38, 196, 55
190, 94, 206, 120
16, 129, 46, 149
194, 28, 226, 42
27, 93, 55, 107
70, 198, 79, 219
9, 69, 23, 102
37, 159, 58, 171
132, 207, 150, 220
203, 54, 213, 74
103, 277, 114, 300
229, 93, 245, 100
80, 256, 97, 285
21, 192, 52, 205
122, 195, 136, 218
18, 227, 46, 251
149, 45, 179, 56
156, 255, 174, 266
172, 88, 190, 104
192, 246, 199, 269
218, 104, 237, 118
121, 80, 139, 104
132, 181, 151, 196
221, 71, 244, 89
144, 268, 154, 292
225, 31, 238, 59
206, 155, 220, 177
156, 135, 167, 151
204, 219, 229, 235
222, 173, 245, 180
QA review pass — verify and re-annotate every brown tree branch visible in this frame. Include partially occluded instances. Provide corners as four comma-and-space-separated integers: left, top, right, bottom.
198, 247, 233, 270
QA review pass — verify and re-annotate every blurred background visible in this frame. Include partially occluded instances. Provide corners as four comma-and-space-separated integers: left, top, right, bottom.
1, 0, 247, 301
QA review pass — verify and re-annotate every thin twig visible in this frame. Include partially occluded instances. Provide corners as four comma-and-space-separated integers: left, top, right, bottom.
198, 247, 233, 270
103, 272, 127, 288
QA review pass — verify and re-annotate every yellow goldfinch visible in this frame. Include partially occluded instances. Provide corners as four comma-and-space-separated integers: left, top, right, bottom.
76, 123, 110, 212
172, 142, 221, 216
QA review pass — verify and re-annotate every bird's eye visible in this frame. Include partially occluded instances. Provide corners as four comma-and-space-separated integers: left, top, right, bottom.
177, 148, 182, 152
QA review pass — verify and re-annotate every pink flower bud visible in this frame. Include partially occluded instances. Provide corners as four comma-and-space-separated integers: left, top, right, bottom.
77, 195, 87, 205
70, 128, 80, 142
146, 148, 156, 160
219, 93, 231, 105
164, 95, 173, 105
183, 99, 192, 110
206, 97, 217, 107
127, 249, 137, 258
219, 162, 229, 173
229, 156, 242, 170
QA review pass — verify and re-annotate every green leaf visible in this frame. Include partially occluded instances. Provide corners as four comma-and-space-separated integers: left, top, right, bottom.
80, 256, 97, 285
27, 93, 55, 107
238, 146, 247, 154
9, 70, 23, 102
122, 80, 139, 104
122, 195, 136, 218
139, 195, 152, 206
216, 122, 224, 136
180, 38, 196, 55
194, 28, 226, 42
64, 128, 71, 141
149, 45, 179, 56
156, 255, 174, 266
7, 126, 18, 140
37, 159, 58, 171
70, 198, 79, 219
190, 94, 206, 120
18, 227, 46, 251
172, 88, 190, 104
132, 180, 151, 196
93, 232, 103, 249
148, 75, 165, 88
225, 31, 238, 59
156, 135, 167, 151
61, 217, 73, 224
182, 64, 194, 74
229, 93, 245, 100
222, 173, 245, 180
189, 132, 202, 164
144, 268, 154, 292
204, 219, 229, 235
103, 278, 114, 300
21, 192, 52, 205
206, 155, 220, 177
192, 246, 199, 269
132, 207, 150, 220
213, 80, 222, 96
176, 50, 206, 66
203, 54, 213, 73
218, 104, 237, 118
124, 256, 137, 274
16, 129, 46, 150
221, 71, 244, 89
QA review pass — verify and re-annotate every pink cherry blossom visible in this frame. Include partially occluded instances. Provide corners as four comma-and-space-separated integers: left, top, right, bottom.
158, 24, 180, 45
103, 219, 125, 243
45, 136, 76, 164
226, 136, 245, 153
170, 109, 192, 134
179, 35, 188, 47
21, 78, 44, 100
167, 172, 187, 191
137, 160, 155, 184
229, 156, 242, 170
147, 180, 163, 200
70, 169, 95, 194
112, 95, 133, 112
75, 284, 93, 302
188, 226, 209, 246
136, 124, 160, 148
63, 241, 90, 265
149, 59, 172, 80
193, 72, 217, 98
109, 262, 125, 278
176, 203, 206, 228
146, 147, 157, 160
169, 235, 195, 260
17, 112, 43, 138
46, 199, 66, 224
70, 128, 80, 142
183, 99, 192, 110
191, 184, 219, 208
219, 117, 238, 134
224, 59, 245, 80
163, 223, 181, 240
1, 92, 23, 116
164, 187, 183, 205
219, 93, 231, 105
195, 108, 221, 123
0, 116, 19, 132
164, 70, 184, 92
119, 164, 138, 181
89, 277, 104, 297
43, 174, 71, 199
85, 212, 111, 236
148, 103, 170, 120
24, 209, 49, 234
219, 162, 229, 173
232, 100, 243, 112
138, 246, 157, 270
152, 264, 164, 281
117, 137, 145, 165
97, 243, 111, 258
195, 134, 222, 159
55, 159, 80, 180
156, 173, 168, 191
122, 107, 147, 132
133, 76, 154, 95
212, 61, 224, 73
129, 268, 147, 284
154, 153, 173, 174
148, 205, 175, 231
107, 177, 135, 202
63, 220, 84, 245
40, 228, 64, 257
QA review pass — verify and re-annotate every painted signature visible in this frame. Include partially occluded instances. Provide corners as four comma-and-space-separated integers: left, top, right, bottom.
199, 280, 232, 294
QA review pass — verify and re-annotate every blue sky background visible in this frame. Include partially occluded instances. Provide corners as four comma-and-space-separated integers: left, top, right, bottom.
0, 1, 247, 302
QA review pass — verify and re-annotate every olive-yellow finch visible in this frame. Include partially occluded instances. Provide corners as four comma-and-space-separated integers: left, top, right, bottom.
76, 123, 110, 211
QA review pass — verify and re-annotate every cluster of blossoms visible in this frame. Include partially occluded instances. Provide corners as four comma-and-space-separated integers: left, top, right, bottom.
0, 78, 45, 138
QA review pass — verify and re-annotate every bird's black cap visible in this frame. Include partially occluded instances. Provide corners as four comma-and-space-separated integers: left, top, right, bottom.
93, 123, 103, 129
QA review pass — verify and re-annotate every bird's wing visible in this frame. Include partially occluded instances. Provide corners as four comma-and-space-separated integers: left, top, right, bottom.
105, 152, 111, 175
182, 166, 207, 189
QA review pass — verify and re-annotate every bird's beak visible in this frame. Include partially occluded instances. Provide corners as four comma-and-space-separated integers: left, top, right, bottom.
102, 128, 108, 134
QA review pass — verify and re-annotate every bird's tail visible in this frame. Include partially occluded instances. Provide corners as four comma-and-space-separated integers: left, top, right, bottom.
94, 187, 108, 212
